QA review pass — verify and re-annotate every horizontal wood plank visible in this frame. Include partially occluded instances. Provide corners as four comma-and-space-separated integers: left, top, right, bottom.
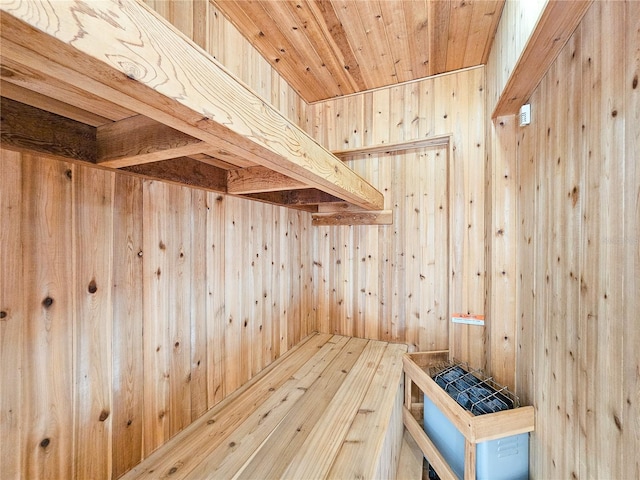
0, 96, 96, 162
97, 115, 206, 168
122, 158, 227, 193
227, 166, 306, 194
312, 209, 393, 226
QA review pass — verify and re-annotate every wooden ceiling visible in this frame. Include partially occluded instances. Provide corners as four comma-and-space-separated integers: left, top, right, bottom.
211, 0, 506, 103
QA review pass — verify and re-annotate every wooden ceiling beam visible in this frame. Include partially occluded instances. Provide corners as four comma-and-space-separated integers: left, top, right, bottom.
244, 189, 344, 206
122, 158, 227, 193
97, 115, 207, 168
0, 96, 96, 162
0, 2, 384, 211
227, 166, 306, 194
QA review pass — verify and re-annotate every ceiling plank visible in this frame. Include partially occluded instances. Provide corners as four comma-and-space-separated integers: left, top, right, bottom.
492, 0, 593, 117
306, 0, 366, 92
429, 0, 451, 75
0, 3, 384, 210
259, 0, 346, 97
97, 115, 207, 168
122, 157, 227, 193
227, 166, 306, 194
311, 209, 393, 226
0, 96, 96, 163
211, 0, 335, 102
444, 0, 475, 71
401, 0, 430, 79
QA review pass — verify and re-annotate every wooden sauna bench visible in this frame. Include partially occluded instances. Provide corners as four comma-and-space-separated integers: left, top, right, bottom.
122, 333, 410, 479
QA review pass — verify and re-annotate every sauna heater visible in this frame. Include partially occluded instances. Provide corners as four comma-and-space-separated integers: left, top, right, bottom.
423, 361, 529, 480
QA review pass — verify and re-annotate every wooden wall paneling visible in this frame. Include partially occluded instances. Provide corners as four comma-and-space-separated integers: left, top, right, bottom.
290, 211, 303, 345
362, 159, 381, 341
548, 52, 568, 479
167, 185, 193, 436
562, 30, 582, 480
377, 154, 392, 342
0, 150, 23, 479
206, 192, 226, 408
276, 208, 288, 355
261, 203, 275, 365
142, 180, 170, 456
485, 114, 517, 389
21, 156, 75, 479
433, 147, 450, 352
270, 205, 281, 361
74, 165, 115, 479
578, 5, 602, 478
240, 202, 254, 384
591, 3, 625, 476
623, 2, 640, 479
223, 196, 243, 395
252, 201, 265, 377
390, 153, 407, 343
190, 189, 208, 421
300, 215, 315, 338
407, 150, 422, 350
111, 173, 144, 478
315, 225, 330, 335
417, 73, 435, 139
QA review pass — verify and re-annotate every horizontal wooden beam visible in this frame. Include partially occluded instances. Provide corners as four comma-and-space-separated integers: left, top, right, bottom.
492, 0, 593, 117
227, 166, 306, 194
311, 210, 393, 226
0, 53, 136, 122
97, 115, 207, 168
0, 2, 384, 210
0, 96, 96, 162
332, 134, 451, 159
244, 189, 343, 206
122, 158, 227, 193
1, 80, 112, 127
187, 153, 241, 171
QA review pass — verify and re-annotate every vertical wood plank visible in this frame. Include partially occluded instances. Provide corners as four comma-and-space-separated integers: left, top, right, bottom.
21, 156, 75, 479
111, 173, 144, 478
167, 185, 192, 437
190, 189, 208, 420
206, 192, 225, 408
142, 179, 170, 456
623, 2, 640, 479
74, 165, 114, 479
0, 149, 24, 480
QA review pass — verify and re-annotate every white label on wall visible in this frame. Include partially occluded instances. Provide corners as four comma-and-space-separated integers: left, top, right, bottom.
451, 313, 485, 326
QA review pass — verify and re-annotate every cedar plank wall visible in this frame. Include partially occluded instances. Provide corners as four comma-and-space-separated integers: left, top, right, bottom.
307, 67, 486, 366
484, 0, 547, 392
487, 1, 640, 479
0, 3, 314, 480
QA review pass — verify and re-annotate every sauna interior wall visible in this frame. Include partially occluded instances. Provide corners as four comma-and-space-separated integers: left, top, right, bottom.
306, 67, 486, 365
0, 3, 314, 480
487, 1, 639, 478
483, 0, 548, 391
